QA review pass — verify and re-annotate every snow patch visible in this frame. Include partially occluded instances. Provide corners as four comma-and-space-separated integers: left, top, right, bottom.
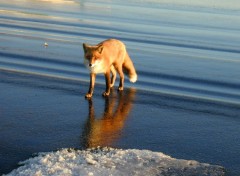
6, 147, 225, 176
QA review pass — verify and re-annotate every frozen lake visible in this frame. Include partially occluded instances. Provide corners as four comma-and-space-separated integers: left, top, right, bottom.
0, 0, 240, 175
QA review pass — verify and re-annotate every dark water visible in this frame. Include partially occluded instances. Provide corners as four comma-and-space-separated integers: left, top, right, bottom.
1, 0, 240, 175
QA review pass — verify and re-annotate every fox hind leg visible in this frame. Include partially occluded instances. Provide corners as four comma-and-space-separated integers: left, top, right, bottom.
115, 65, 124, 91
110, 65, 116, 88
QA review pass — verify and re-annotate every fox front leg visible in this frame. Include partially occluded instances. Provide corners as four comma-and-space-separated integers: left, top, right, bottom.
102, 70, 111, 97
85, 73, 96, 98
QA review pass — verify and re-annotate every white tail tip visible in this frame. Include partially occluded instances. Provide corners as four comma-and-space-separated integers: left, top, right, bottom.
129, 74, 137, 83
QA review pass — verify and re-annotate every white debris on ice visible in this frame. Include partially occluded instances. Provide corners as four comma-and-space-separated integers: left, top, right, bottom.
6, 147, 225, 176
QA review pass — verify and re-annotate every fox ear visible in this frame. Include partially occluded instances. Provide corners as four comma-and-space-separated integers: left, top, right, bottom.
83, 43, 89, 53
97, 45, 104, 54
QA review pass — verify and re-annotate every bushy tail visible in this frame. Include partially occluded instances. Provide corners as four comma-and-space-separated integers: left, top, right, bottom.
123, 52, 137, 83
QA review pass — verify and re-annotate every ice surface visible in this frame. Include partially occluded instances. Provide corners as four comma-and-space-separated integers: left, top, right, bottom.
6, 147, 224, 176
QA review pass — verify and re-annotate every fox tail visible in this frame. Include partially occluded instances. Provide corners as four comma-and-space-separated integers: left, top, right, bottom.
123, 52, 137, 83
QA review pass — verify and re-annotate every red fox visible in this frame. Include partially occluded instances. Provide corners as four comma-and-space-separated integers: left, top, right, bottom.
83, 39, 137, 98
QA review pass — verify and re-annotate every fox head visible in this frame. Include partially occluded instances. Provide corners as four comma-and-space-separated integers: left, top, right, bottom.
83, 43, 104, 73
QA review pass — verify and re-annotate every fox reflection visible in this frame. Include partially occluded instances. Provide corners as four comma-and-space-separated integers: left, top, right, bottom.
82, 88, 136, 148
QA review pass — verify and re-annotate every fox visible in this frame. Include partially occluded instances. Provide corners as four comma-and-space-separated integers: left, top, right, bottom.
83, 39, 137, 98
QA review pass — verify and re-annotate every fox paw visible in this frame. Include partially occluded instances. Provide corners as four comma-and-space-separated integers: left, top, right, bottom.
118, 87, 124, 91
110, 83, 114, 88
102, 91, 110, 97
85, 93, 92, 99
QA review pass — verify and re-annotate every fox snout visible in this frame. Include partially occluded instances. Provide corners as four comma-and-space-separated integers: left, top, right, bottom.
88, 62, 96, 68
88, 60, 101, 68
84, 58, 95, 68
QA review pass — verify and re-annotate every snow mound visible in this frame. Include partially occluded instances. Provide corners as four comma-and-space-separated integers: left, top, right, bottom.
6, 147, 225, 176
